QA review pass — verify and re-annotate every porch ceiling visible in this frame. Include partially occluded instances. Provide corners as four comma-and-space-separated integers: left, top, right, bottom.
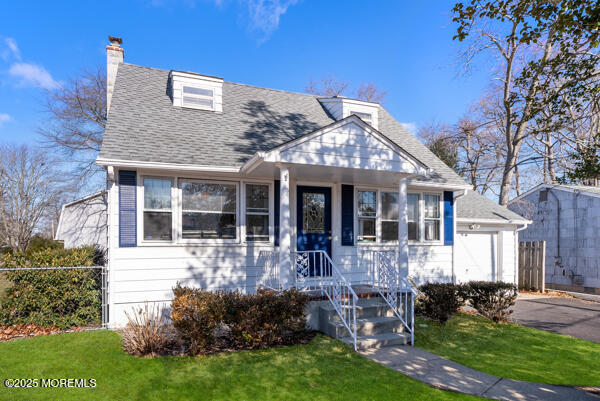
246, 162, 418, 186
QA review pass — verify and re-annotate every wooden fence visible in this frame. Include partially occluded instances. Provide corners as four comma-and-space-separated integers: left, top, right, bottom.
518, 241, 546, 292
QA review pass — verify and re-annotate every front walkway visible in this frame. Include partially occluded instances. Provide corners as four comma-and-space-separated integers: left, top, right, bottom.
360, 346, 598, 401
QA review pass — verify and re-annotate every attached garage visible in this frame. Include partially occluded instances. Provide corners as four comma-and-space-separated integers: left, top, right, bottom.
455, 231, 498, 282
455, 190, 530, 285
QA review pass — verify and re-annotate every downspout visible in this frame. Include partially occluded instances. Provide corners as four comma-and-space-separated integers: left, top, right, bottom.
452, 189, 468, 284
547, 188, 561, 263
515, 223, 530, 286
573, 190, 580, 282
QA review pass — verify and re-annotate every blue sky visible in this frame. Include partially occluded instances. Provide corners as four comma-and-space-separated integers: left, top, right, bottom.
0, 0, 491, 146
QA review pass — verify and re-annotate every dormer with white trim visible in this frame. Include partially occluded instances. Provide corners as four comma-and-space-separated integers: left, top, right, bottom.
318, 97, 380, 130
169, 70, 223, 112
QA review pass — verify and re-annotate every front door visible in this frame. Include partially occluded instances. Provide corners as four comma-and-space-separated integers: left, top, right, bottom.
297, 186, 332, 277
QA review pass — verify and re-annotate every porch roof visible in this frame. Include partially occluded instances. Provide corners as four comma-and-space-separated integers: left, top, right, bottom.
99, 63, 468, 187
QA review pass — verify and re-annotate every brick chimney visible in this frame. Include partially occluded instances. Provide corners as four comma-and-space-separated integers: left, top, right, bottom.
106, 36, 124, 113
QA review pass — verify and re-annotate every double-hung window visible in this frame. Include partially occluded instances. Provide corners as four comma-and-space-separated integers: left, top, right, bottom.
143, 178, 172, 241
182, 86, 214, 110
407, 194, 420, 241
357, 190, 377, 242
424, 194, 441, 241
181, 181, 237, 240
245, 184, 269, 242
356, 189, 442, 244
381, 192, 399, 242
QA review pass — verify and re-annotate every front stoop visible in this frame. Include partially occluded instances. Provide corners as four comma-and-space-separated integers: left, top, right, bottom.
318, 297, 410, 350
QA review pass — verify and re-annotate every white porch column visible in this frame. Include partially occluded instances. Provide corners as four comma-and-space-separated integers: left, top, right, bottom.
398, 177, 409, 278
278, 165, 292, 288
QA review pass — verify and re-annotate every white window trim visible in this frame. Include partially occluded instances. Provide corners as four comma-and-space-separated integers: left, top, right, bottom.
243, 182, 274, 244
356, 188, 378, 243
411, 191, 444, 245
354, 187, 444, 246
181, 84, 215, 111
178, 179, 240, 244
139, 175, 176, 244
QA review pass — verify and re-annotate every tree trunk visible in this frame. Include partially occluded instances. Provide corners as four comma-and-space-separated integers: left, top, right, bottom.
515, 164, 521, 196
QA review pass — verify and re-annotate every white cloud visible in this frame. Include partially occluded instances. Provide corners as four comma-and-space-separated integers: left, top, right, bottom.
9, 62, 59, 90
0, 113, 12, 126
245, 0, 298, 42
400, 122, 417, 133
1, 37, 21, 61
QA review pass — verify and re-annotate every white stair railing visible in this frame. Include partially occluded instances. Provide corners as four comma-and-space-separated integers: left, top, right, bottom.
293, 250, 358, 350
368, 250, 416, 345
257, 250, 281, 291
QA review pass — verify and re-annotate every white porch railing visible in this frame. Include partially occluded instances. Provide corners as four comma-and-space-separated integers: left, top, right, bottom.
368, 250, 416, 345
257, 250, 281, 291
293, 250, 358, 350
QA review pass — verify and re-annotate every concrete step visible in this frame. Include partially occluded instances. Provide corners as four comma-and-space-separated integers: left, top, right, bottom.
324, 316, 405, 338
341, 332, 411, 350
319, 298, 395, 321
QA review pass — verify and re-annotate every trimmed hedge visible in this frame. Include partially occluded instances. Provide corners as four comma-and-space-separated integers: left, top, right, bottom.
417, 281, 519, 324
417, 283, 467, 323
0, 247, 102, 329
466, 281, 518, 322
171, 285, 309, 355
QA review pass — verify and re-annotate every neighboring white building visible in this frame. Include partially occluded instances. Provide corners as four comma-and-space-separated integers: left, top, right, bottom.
98, 37, 529, 327
510, 184, 600, 295
55, 191, 107, 249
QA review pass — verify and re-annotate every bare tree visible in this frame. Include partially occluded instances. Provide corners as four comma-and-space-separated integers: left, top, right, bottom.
453, 0, 600, 205
0, 145, 66, 252
418, 122, 459, 170
39, 68, 106, 187
305, 76, 387, 103
356, 83, 387, 103
305, 76, 349, 97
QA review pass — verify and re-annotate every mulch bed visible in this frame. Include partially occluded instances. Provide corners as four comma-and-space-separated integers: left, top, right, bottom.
0, 324, 93, 342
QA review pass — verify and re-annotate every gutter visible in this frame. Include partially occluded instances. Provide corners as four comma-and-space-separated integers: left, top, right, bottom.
96, 158, 240, 173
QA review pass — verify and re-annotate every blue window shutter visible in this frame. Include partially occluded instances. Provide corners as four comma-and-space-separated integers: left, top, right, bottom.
119, 170, 137, 247
341, 184, 354, 246
443, 191, 454, 245
274, 180, 280, 246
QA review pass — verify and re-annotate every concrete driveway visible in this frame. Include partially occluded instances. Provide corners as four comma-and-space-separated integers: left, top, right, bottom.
511, 294, 600, 343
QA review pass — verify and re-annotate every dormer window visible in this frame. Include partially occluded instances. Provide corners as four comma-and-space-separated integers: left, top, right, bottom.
350, 111, 372, 124
317, 97, 379, 129
170, 70, 223, 112
182, 86, 214, 110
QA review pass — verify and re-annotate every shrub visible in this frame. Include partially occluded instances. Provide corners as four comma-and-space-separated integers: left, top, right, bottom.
417, 283, 467, 323
466, 281, 518, 322
171, 285, 309, 355
0, 247, 102, 329
122, 303, 178, 356
170, 286, 224, 354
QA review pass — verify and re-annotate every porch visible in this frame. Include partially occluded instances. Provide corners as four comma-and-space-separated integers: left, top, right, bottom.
257, 248, 417, 350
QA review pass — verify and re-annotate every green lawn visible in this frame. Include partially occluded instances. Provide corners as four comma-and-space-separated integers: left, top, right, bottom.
416, 313, 600, 386
0, 331, 477, 401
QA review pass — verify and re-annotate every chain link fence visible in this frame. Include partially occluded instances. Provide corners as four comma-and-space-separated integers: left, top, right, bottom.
0, 266, 107, 330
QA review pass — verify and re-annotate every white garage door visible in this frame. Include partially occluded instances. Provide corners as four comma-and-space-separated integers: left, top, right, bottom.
455, 232, 498, 283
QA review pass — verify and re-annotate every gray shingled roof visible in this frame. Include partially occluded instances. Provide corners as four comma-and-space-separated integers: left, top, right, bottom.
456, 190, 528, 222
555, 184, 600, 195
100, 63, 467, 186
